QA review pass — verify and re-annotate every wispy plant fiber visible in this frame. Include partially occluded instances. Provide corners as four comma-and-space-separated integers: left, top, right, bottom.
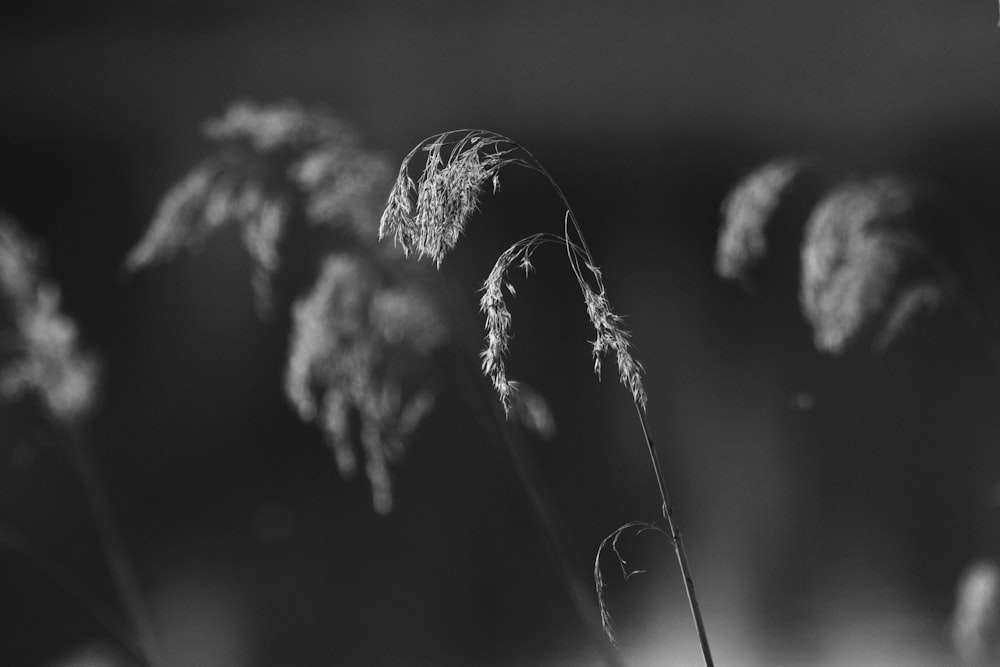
800, 177, 949, 352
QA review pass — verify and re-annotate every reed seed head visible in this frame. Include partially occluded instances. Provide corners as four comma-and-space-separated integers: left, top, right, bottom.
0, 216, 100, 424
128, 100, 390, 315
284, 252, 447, 514
717, 157, 808, 281
383, 130, 647, 413
800, 177, 948, 352
953, 559, 1000, 664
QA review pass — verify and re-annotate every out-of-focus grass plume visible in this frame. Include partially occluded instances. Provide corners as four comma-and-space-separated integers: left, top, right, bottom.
716, 157, 811, 283
284, 253, 447, 514
800, 177, 950, 353
717, 161, 954, 354
953, 559, 1000, 665
0, 215, 100, 424
126, 100, 394, 315
128, 105, 558, 514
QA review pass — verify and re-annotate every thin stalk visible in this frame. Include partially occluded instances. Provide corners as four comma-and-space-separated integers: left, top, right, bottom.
524, 140, 715, 664
63, 427, 166, 667
0, 522, 150, 666
438, 276, 626, 667
633, 405, 714, 667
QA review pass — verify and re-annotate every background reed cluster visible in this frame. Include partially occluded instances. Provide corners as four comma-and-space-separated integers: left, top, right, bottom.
3, 1, 1000, 665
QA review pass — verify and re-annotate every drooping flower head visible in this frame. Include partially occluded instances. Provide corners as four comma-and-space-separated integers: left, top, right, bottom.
717, 158, 955, 355
953, 559, 1000, 664
380, 131, 513, 267
0, 216, 100, 424
381, 130, 646, 414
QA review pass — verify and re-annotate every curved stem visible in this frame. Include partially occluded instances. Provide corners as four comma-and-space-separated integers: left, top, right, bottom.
633, 405, 714, 667
438, 276, 626, 667
63, 427, 166, 667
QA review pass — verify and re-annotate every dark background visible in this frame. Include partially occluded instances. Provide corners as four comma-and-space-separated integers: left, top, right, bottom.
2, 1, 1000, 664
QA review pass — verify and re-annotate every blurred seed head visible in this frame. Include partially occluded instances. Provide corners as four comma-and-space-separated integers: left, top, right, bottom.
716, 157, 810, 282
953, 559, 1000, 664
0, 216, 100, 424
380, 131, 511, 267
284, 253, 447, 514
127, 100, 393, 314
800, 177, 949, 353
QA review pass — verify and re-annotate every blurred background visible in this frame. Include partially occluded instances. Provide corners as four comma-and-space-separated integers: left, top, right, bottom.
2, 1, 1000, 664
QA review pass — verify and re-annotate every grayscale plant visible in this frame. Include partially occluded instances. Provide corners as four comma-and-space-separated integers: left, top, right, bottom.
284, 252, 447, 514
381, 130, 646, 416
716, 156, 811, 282
717, 161, 955, 354
126, 99, 394, 314
381, 129, 712, 664
129, 103, 554, 516
800, 177, 950, 353
0, 215, 100, 424
0, 215, 165, 666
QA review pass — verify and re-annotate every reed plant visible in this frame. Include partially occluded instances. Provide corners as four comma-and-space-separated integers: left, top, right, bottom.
717, 155, 1000, 665
380, 129, 715, 664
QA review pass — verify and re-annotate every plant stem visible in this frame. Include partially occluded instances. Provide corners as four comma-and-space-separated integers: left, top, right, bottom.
633, 405, 714, 667
438, 277, 626, 667
0, 522, 151, 665
64, 427, 166, 667
522, 136, 715, 664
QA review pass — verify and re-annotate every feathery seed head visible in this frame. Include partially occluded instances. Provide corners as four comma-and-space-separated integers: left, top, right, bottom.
384, 129, 646, 414
291, 147, 393, 244
0, 216, 100, 424
717, 157, 809, 281
284, 252, 447, 514
130, 100, 390, 314
203, 100, 353, 153
800, 177, 948, 352
479, 244, 522, 414
582, 284, 646, 411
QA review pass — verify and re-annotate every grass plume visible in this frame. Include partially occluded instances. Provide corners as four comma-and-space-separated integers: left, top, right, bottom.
717, 160, 956, 354
127, 100, 393, 315
380, 130, 646, 416
381, 129, 711, 664
284, 253, 446, 514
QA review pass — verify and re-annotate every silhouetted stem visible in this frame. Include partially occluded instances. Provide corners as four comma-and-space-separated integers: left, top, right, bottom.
633, 405, 714, 667
64, 427, 166, 667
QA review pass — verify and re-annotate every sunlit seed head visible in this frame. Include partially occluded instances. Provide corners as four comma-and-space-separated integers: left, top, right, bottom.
717, 157, 808, 281
800, 177, 946, 353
